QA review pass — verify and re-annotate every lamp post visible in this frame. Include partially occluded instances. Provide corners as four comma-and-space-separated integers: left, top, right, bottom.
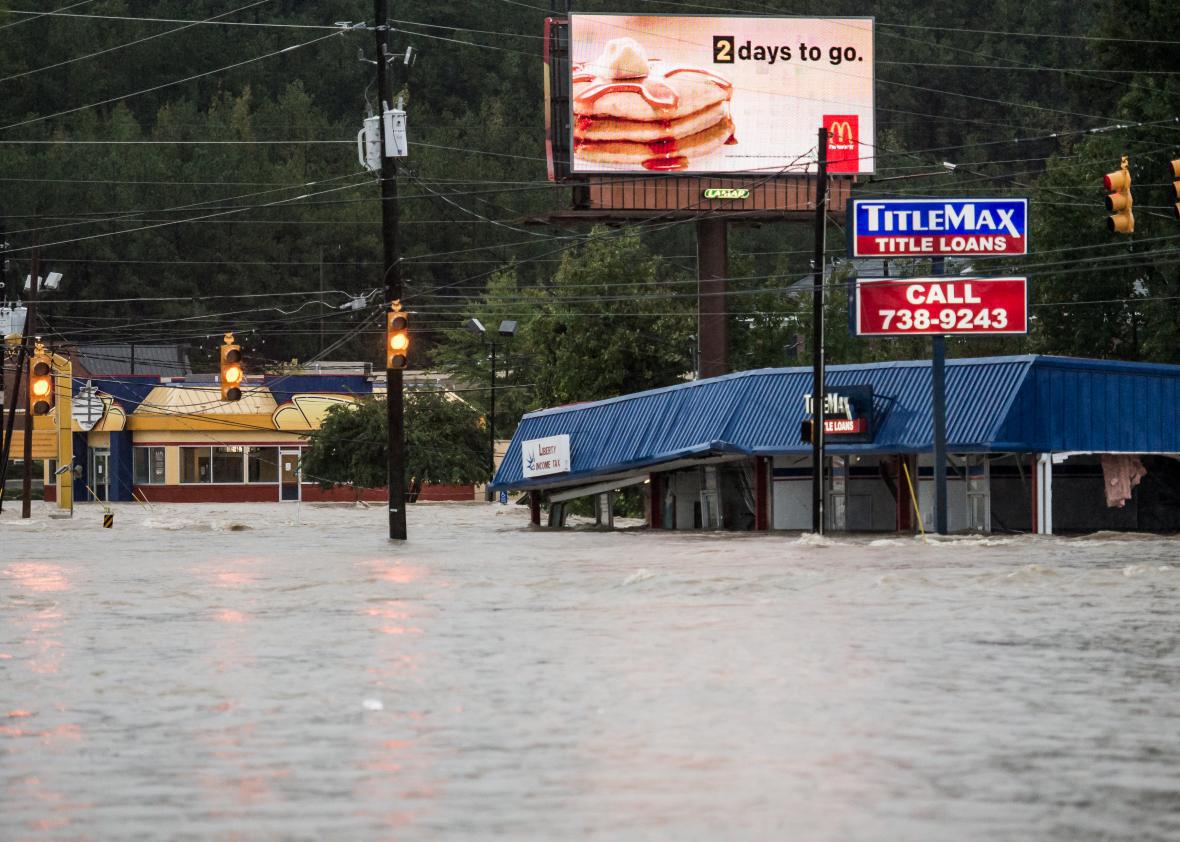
465, 318, 517, 491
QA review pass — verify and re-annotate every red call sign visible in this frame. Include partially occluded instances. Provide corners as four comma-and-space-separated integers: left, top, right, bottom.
855, 277, 1028, 336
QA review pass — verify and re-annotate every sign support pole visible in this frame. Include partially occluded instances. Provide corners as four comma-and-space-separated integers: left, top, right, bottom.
931, 256, 948, 535
811, 126, 829, 534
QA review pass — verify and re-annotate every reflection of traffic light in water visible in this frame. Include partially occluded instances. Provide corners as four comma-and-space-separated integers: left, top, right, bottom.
387, 302, 409, 369
28, 345, 53, 416
220, 332, 244, 401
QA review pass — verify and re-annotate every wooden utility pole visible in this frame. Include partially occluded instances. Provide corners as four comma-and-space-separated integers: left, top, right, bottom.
374, 0, 407, 540
20, 250, 38, 519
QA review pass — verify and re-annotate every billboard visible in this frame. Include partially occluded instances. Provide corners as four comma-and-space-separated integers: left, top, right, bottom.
851, 198, 1028, 257
568, 15, 874, 175
854, 277, 1029, 336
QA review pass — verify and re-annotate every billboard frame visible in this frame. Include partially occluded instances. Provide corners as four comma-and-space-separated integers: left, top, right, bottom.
564, 13, 876, 179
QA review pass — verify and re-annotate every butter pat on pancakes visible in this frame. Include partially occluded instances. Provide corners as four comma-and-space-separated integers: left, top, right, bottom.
573, 37, 735, 171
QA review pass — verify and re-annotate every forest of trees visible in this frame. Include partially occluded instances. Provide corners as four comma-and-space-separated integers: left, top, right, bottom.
2, 0, 1179, 446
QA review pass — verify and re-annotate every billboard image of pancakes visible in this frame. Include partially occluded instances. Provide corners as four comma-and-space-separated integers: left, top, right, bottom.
569, 15, 874, 175
573, 37, 735, 172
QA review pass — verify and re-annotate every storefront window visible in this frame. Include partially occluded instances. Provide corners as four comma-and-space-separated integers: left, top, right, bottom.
212, 447, 245, 483
133, 447, 166, 485
181, 447, 212, 483
247, 447, 279, 483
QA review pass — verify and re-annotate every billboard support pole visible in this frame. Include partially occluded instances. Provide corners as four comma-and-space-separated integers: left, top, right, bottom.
931, 256, 948, 535
811, 126, 829, 534
696, 219, 728, 379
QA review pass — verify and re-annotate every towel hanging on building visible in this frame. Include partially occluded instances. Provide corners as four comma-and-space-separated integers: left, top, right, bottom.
1099, 455, 1147, 508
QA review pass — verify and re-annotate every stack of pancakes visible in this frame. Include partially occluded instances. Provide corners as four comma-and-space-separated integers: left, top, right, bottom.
572, 38, 734, 170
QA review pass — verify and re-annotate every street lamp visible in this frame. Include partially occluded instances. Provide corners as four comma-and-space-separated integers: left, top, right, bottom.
464, 317, 516, 491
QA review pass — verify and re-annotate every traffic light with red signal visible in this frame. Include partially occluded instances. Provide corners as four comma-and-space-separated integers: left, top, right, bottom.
1103, 155, 1134, 234
1169, 158, 1180, 220
27, 343, 53, 416
387, 301, 409, 369
219, 332, 244, 401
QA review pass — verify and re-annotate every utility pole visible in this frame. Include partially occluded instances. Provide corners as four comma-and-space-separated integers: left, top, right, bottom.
375, 0, 407, 540
21, 249, 38, 519
810, 127, 829, 534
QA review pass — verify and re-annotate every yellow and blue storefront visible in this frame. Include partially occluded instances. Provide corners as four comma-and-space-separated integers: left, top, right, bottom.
44, 372, 380, 504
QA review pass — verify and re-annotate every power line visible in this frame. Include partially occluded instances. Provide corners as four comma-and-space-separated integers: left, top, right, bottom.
0, 31, 343, 132
0, 0, 93, 31
1, 8, 350, 31
0, 0, 272, 85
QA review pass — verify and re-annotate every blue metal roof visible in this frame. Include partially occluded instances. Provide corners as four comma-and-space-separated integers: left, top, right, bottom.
76, 377, 161, 413
491, 355, 1180, 491
263, 374, 373, 405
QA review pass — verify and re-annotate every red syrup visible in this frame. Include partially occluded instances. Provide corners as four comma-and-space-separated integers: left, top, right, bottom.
643, 156, 689, 171
647, 137, 678, 156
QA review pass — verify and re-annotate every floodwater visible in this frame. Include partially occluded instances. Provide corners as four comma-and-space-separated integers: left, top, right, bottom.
2, 501, 1179, 841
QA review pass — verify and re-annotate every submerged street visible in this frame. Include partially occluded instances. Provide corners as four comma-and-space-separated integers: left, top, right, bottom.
3, 502, 1179, 840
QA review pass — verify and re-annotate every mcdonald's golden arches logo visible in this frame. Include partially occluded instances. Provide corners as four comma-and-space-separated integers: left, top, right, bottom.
823, 114, 860, 173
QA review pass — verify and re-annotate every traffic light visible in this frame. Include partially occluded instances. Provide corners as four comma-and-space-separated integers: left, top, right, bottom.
27, 343, 53, 416
1170, 158, 1180, 220
219, 332, 244, 401
1103, 155, 1134, 234
387, 301, 409, 369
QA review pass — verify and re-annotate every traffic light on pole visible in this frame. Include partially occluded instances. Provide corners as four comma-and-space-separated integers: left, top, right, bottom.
1170, 158, 1180, 220
28, 342, 53, 416
1103, 155, 1134, 233
387, 301, 409, 369
219, 332, 244, 401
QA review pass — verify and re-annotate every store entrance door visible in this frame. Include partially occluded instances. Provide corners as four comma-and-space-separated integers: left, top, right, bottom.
279, 450, 301, 502
90, 449, 110, 501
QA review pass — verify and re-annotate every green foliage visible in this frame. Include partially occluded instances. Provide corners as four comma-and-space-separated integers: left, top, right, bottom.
300, 391, 487, 492
524, 229, 693, 407
300, 399, 387, 491
404, 390, 489, 485
432, 230, 694, 437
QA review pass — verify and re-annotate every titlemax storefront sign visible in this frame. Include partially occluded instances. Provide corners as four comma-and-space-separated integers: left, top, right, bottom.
522, 434, 571, 479
851, 198, 1028, 256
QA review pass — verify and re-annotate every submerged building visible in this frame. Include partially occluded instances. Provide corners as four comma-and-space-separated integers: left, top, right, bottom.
490, 356, 1180, 535
24, 368, 475, 504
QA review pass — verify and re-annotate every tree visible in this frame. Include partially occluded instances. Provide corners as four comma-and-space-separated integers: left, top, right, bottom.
433, 229, 694, 431
300, 392, 488, 499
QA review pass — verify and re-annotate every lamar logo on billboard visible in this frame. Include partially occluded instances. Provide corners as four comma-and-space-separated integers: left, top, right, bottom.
823, 115, 859, 174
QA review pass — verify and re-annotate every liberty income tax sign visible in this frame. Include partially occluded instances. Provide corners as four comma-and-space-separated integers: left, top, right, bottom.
855, 277, 1028, 336
522, 434, 571, 479
851, 198, 1028, 257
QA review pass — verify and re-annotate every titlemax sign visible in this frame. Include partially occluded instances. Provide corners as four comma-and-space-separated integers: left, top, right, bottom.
852, 198, 1028, 256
